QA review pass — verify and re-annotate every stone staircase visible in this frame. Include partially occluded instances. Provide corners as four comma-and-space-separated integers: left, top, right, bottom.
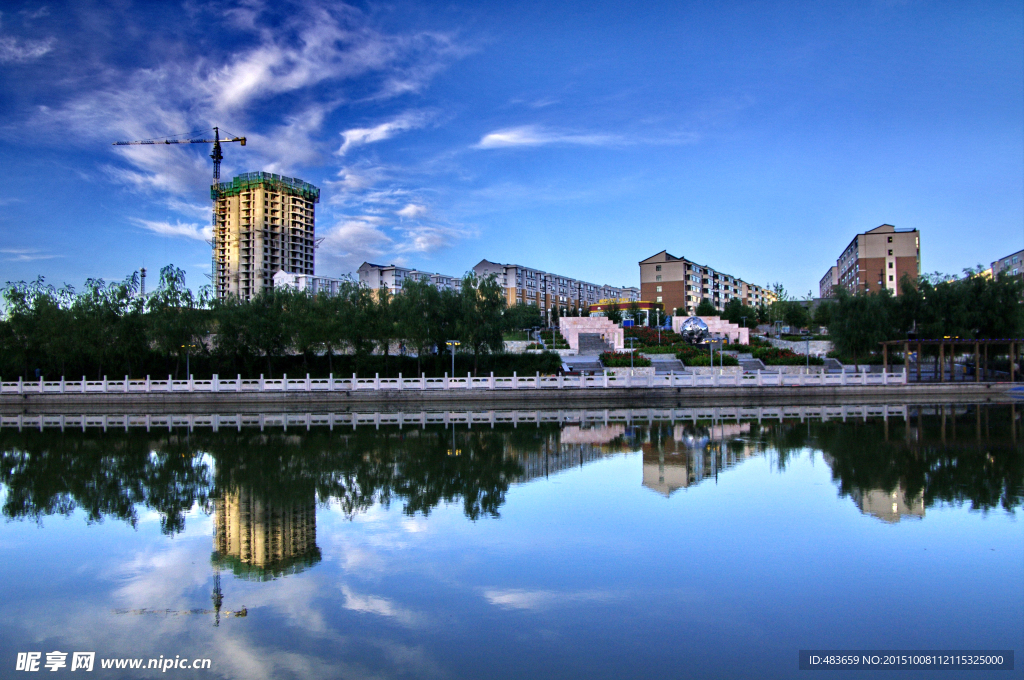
577, 333, 613, 355
563, 356, 604, 373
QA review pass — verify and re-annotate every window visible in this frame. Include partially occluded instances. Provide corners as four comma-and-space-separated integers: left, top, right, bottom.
655, 265, 662, 271
656, 275, 662, 281
889, 275, 894, 282
887, 236, 893, 243
888, 249, 893, 256
656, 296, 663, 303
888, 262, 893, 269
656, 285, 662, 292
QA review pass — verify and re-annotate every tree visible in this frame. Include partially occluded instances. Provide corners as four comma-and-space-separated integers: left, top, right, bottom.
783, 302, 810, 330
628, 301, 642, 325
721, 298, 757, 327
457, 274, 506, 374
148, 266, 209, 378
396, 279, 439, 375
695, 299, 718, 316
504, 302, 542, 332
673, 307, 687, 317
813, 301, 834, 329
605, 302, 623, 325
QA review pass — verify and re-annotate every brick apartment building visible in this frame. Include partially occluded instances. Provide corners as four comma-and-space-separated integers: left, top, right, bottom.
638, 251, 774, 316
822, 224, 920, 297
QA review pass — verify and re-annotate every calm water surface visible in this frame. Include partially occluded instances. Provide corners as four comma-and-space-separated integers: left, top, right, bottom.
1, 403, 1021, 679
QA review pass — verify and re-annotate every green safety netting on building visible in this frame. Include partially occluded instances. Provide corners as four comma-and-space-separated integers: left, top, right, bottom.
212, 171, 320, 202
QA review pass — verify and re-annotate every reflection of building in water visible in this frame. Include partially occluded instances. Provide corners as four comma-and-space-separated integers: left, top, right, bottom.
213, 487, 321, 580
509, 426, 633, 482
642, 423, 756, 497
850, 486, 925, 523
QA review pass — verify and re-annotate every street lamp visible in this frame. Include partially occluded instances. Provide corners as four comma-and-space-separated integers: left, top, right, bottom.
805, 336, 810, 373
628, 336, 636, 371
181, 343, 198, 377
446, 340, 460, 377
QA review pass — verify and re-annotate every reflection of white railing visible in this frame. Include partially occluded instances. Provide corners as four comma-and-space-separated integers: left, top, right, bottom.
0, 404, 912, 432
0, 369, 907, 395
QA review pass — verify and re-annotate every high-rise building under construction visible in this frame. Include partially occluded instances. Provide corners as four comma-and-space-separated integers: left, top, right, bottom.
212, 172, 320, 301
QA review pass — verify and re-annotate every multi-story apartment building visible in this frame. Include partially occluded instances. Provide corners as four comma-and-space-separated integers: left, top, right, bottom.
357, 262, 463, 296
827, 224, 920, 296
819, 266, 838, 299
991, 249, 1024, 279
472, 259, 638, 313
273, 271, 349, 296
638, 251, 774, 316
212, 172, 320, 301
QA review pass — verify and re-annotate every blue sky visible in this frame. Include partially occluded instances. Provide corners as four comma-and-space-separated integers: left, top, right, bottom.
0, 0, 1021, 297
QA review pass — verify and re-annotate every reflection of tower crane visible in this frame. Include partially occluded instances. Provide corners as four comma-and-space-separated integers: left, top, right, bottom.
112, 563, 246, 626
112, 127, 247, 197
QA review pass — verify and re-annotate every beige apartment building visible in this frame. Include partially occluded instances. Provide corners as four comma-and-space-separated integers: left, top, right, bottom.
819, 265, 838, 299
638, 251, 774, 316
357, 262, 463, 296
991, 249, 1024, 279
473, 259, 639, 314
824, 224, 920, 297
213, 172, 320, 301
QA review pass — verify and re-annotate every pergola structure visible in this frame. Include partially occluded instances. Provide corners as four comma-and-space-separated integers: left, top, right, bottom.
879, 339, 1021, 383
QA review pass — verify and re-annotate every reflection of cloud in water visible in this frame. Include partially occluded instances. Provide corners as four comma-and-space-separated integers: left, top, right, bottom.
482, 588, 618, 611
342, 585, 420, 626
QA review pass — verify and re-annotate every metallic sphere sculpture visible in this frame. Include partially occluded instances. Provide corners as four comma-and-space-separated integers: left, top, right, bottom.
679, 316, 710, 345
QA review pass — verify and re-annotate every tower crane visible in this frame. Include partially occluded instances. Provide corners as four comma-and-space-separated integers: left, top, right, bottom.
112, 127, 247, 197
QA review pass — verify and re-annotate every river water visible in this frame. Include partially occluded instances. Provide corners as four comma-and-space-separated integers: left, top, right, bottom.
0, 402, 1021, 679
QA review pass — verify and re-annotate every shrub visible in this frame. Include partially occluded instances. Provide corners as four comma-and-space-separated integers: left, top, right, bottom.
681, 354, 739, 367
752, 346, 824, 365
600, 351, 652, 367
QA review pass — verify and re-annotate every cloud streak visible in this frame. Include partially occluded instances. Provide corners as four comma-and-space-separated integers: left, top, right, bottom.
338, 111, 431, 155
132, 218, 212, 241
1, 248, 63, 262
474, 125, 617, 149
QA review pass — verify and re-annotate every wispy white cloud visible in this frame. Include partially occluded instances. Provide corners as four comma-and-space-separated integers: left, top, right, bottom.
132, 218, 212, 241
338, 111, 430, 155
29, 4, 462, 208
0, 248, 62, 262
474, 125, 617, 149
396, 203, 427, 218
395, 223, 474, 254
0, 34, 53, 62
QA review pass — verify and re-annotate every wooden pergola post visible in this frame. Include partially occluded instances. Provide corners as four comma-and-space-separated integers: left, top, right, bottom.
939, 343, 944, 383
904, 342, 909, 381
975, 342, 980, 382
983, 344, 988, 381
1012, 342, 1017, 383
917, 342, 922, 382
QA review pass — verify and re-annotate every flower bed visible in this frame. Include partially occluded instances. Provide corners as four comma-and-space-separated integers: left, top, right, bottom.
624, 327, 683, 347
752, 346, 824, 366
600, 351, 652, 368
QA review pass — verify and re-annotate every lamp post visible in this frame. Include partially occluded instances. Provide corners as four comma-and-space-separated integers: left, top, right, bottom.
446, 340, 460, 377
805, 336, 810, 374
181, 343, 197, 377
